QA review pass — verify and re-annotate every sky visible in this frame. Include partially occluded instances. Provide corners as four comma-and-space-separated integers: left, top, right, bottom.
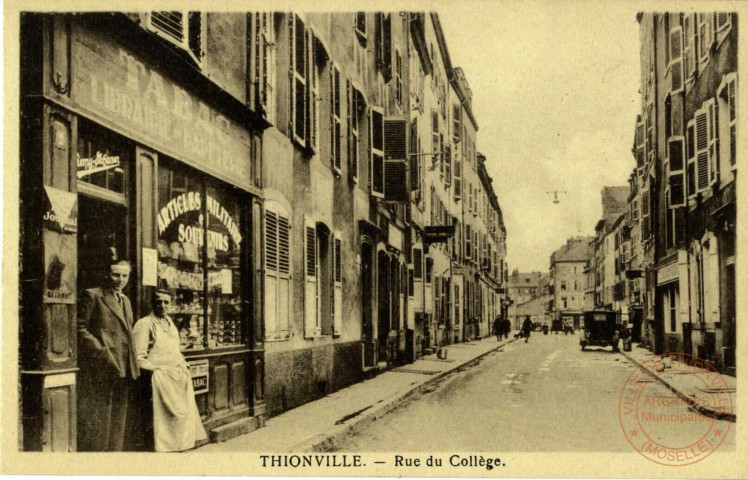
439, 2, 641, 272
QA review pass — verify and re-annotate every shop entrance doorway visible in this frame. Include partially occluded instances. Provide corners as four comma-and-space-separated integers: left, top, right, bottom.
77, 195, 130, 294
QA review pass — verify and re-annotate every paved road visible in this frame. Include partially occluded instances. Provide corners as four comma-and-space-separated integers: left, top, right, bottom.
333, 333, 736, 452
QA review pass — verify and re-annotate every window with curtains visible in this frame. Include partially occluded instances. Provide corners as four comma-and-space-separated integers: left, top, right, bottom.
156, 160, 245, 350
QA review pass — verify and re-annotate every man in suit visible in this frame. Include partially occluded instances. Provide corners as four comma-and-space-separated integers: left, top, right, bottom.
77, 259, 140, 451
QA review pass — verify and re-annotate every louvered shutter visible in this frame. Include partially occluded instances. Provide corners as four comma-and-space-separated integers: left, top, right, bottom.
686, 120, 697, 198
264, 211, 279, 337
434, 276, 441, 322
290, 15, 307, 147
641, 184, 650, 240
370, 107, 385, 197
333, 232, 343, 336
383, 117, 408, 202
307, 30, 318, 154
695, 107, 710, 192
670, 27, 684, 93
265, 210, 291, 339
668, 137, 686, 207
684, 14, 695, 79
698, 13, 713, 66
410, 119, 420, 191
383, 14, 392, 81
304, 216, 319, 337
707, 99, 718, 186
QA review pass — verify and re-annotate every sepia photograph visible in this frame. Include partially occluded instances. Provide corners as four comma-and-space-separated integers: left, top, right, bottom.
2, 1, 745, 477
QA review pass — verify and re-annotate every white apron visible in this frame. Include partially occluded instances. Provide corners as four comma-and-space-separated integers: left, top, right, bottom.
138, 315, 207, 452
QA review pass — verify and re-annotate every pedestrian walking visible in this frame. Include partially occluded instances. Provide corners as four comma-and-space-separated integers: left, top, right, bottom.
522, 316, 533, 343
77, 258, 140, 451
133, 289, 207, 452
493, 316, 502, 341
503, 317, 512, 340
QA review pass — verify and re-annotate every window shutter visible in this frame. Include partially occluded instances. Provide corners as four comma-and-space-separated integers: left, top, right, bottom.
383, 117, 408, 202
641, 184, 650, 240
707, 98, 718, 186
265, 209, 291, 339
668, 136, 686, 207
413, 247, 423, 280
684, 14, 695, 79
330, 64, 342, 174
369, 107, 385, 197
290, 15, 307, 147
670, 27, 684, 93
695, 107, 710, 192
355, 12, 367, 38
453, 104, 461, 143
410, 119, 419, 191
686, 120, 697, 198
308, 30, 320, 154
333, 232, 343, 336
698, 13, 713, 66
304, 217, 319, 337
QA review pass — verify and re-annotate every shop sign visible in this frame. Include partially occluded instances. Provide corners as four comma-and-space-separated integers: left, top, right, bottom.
424, 225, 455, 245
188, 359, 209, 395
157, 191, 242, 247
43, 186, 78, 233
76, 151, 121, 179
72, 32, 252, 191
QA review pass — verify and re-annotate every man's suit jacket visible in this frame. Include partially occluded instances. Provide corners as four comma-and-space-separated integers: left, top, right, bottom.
78, 287, 140, 379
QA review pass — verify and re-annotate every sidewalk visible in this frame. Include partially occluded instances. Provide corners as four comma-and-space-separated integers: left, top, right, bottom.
620, 345, 736, 422
197, 335, 518, 452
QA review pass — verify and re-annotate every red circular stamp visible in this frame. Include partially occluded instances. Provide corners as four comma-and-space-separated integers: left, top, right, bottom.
618, 353, 733, 466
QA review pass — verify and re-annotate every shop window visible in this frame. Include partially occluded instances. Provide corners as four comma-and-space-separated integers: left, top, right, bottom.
157, 162, 245, 350
77, 126, 127, 197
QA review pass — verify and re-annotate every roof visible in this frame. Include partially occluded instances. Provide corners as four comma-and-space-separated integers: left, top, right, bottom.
550, 237, 594, 265
508, 271, 543, 288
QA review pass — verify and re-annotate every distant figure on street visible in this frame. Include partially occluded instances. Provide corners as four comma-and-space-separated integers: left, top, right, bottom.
503, 317, 512, 339
493, 316, 502, 341
522, 316, 533, 343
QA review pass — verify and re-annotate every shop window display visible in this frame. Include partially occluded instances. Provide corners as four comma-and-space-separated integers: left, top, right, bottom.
158, 162, 245, 350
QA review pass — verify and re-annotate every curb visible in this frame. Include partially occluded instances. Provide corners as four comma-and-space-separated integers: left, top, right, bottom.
291, 337, 519, 452
619, 350, 736, 423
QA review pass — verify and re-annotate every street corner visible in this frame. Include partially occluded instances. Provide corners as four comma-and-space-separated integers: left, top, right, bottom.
617, 352, 733, 466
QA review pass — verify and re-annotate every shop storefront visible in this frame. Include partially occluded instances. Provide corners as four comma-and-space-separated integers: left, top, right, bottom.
20, 15, 266, 451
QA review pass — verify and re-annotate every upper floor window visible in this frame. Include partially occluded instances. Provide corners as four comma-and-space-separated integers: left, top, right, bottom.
146, 12, 204, 66
355, 12, 367, 40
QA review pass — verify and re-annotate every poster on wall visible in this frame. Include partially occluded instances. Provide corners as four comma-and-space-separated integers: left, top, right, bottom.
188, 359, 209, 395
43, 186, 78, 233
43, 229, 77, 304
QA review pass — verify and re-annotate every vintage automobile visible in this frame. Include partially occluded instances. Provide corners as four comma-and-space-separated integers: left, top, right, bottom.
580, 310, 621, 351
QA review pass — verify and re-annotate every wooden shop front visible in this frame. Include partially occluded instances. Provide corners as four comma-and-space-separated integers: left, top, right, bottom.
20, 14, 266, 451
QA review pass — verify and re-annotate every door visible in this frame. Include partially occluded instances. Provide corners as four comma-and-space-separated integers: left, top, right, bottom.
361, 242, 376, 367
